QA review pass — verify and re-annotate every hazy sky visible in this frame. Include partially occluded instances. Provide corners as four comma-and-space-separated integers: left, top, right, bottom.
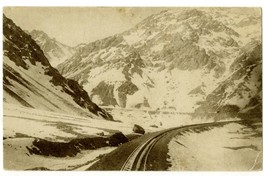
4, 7, 167, 46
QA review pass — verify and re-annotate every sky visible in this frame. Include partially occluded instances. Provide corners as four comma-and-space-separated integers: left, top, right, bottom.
4, 7, 167, 47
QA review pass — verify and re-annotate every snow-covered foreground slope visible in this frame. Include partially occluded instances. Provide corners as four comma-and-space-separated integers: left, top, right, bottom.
1, 104, 211, 170
4, 137, 115, 171
167, 121, 262, 170
4, 104, 239, 170
3, 104, 135, 141
2, 104, 136, 170
3, 104, 130, 171
57, 8, 261, 113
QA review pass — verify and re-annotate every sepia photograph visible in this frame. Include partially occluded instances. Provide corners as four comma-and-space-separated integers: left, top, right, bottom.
2, 6, 262, 171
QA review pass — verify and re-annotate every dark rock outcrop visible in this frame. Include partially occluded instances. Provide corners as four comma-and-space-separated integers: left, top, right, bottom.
109, 132, 129, 146
27, 132, 128, 157
133, 124, 145, 134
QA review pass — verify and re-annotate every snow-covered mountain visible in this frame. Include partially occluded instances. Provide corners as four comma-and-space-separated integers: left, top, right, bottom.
3, 14, 113, 120
29, 30, 76, 67
196, 41, 262, 114
57, 8, 261, 113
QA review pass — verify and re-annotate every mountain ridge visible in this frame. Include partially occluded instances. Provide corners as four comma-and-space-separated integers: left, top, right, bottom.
52, 8, 262, 113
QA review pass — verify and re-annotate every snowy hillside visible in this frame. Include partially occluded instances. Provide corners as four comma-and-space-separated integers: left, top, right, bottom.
3, 14, 112, 120
196, 41, 262, 114
167, 121, 262, 170
3, 102, 221, 170
29, 30, 76, 67
57, 8, 261, 113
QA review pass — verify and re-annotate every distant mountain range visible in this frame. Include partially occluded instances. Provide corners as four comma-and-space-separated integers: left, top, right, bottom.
3, 14, 113, 120
9, 8, 261, 114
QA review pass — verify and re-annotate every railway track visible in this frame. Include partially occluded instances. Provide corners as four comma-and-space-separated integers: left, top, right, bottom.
121, 120, 243, 171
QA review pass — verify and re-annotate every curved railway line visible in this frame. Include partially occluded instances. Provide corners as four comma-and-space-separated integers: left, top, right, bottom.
121, 120, 243, 171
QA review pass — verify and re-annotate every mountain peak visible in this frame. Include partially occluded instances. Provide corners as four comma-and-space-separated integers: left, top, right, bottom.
29, 29, 75, 67
30, 29, 52, 41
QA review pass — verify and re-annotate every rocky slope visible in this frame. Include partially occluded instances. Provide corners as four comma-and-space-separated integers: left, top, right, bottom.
29, 30, 76, 67
3, 14, 113, 120
196, 41, 262, 114
56, 8, 261, 113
